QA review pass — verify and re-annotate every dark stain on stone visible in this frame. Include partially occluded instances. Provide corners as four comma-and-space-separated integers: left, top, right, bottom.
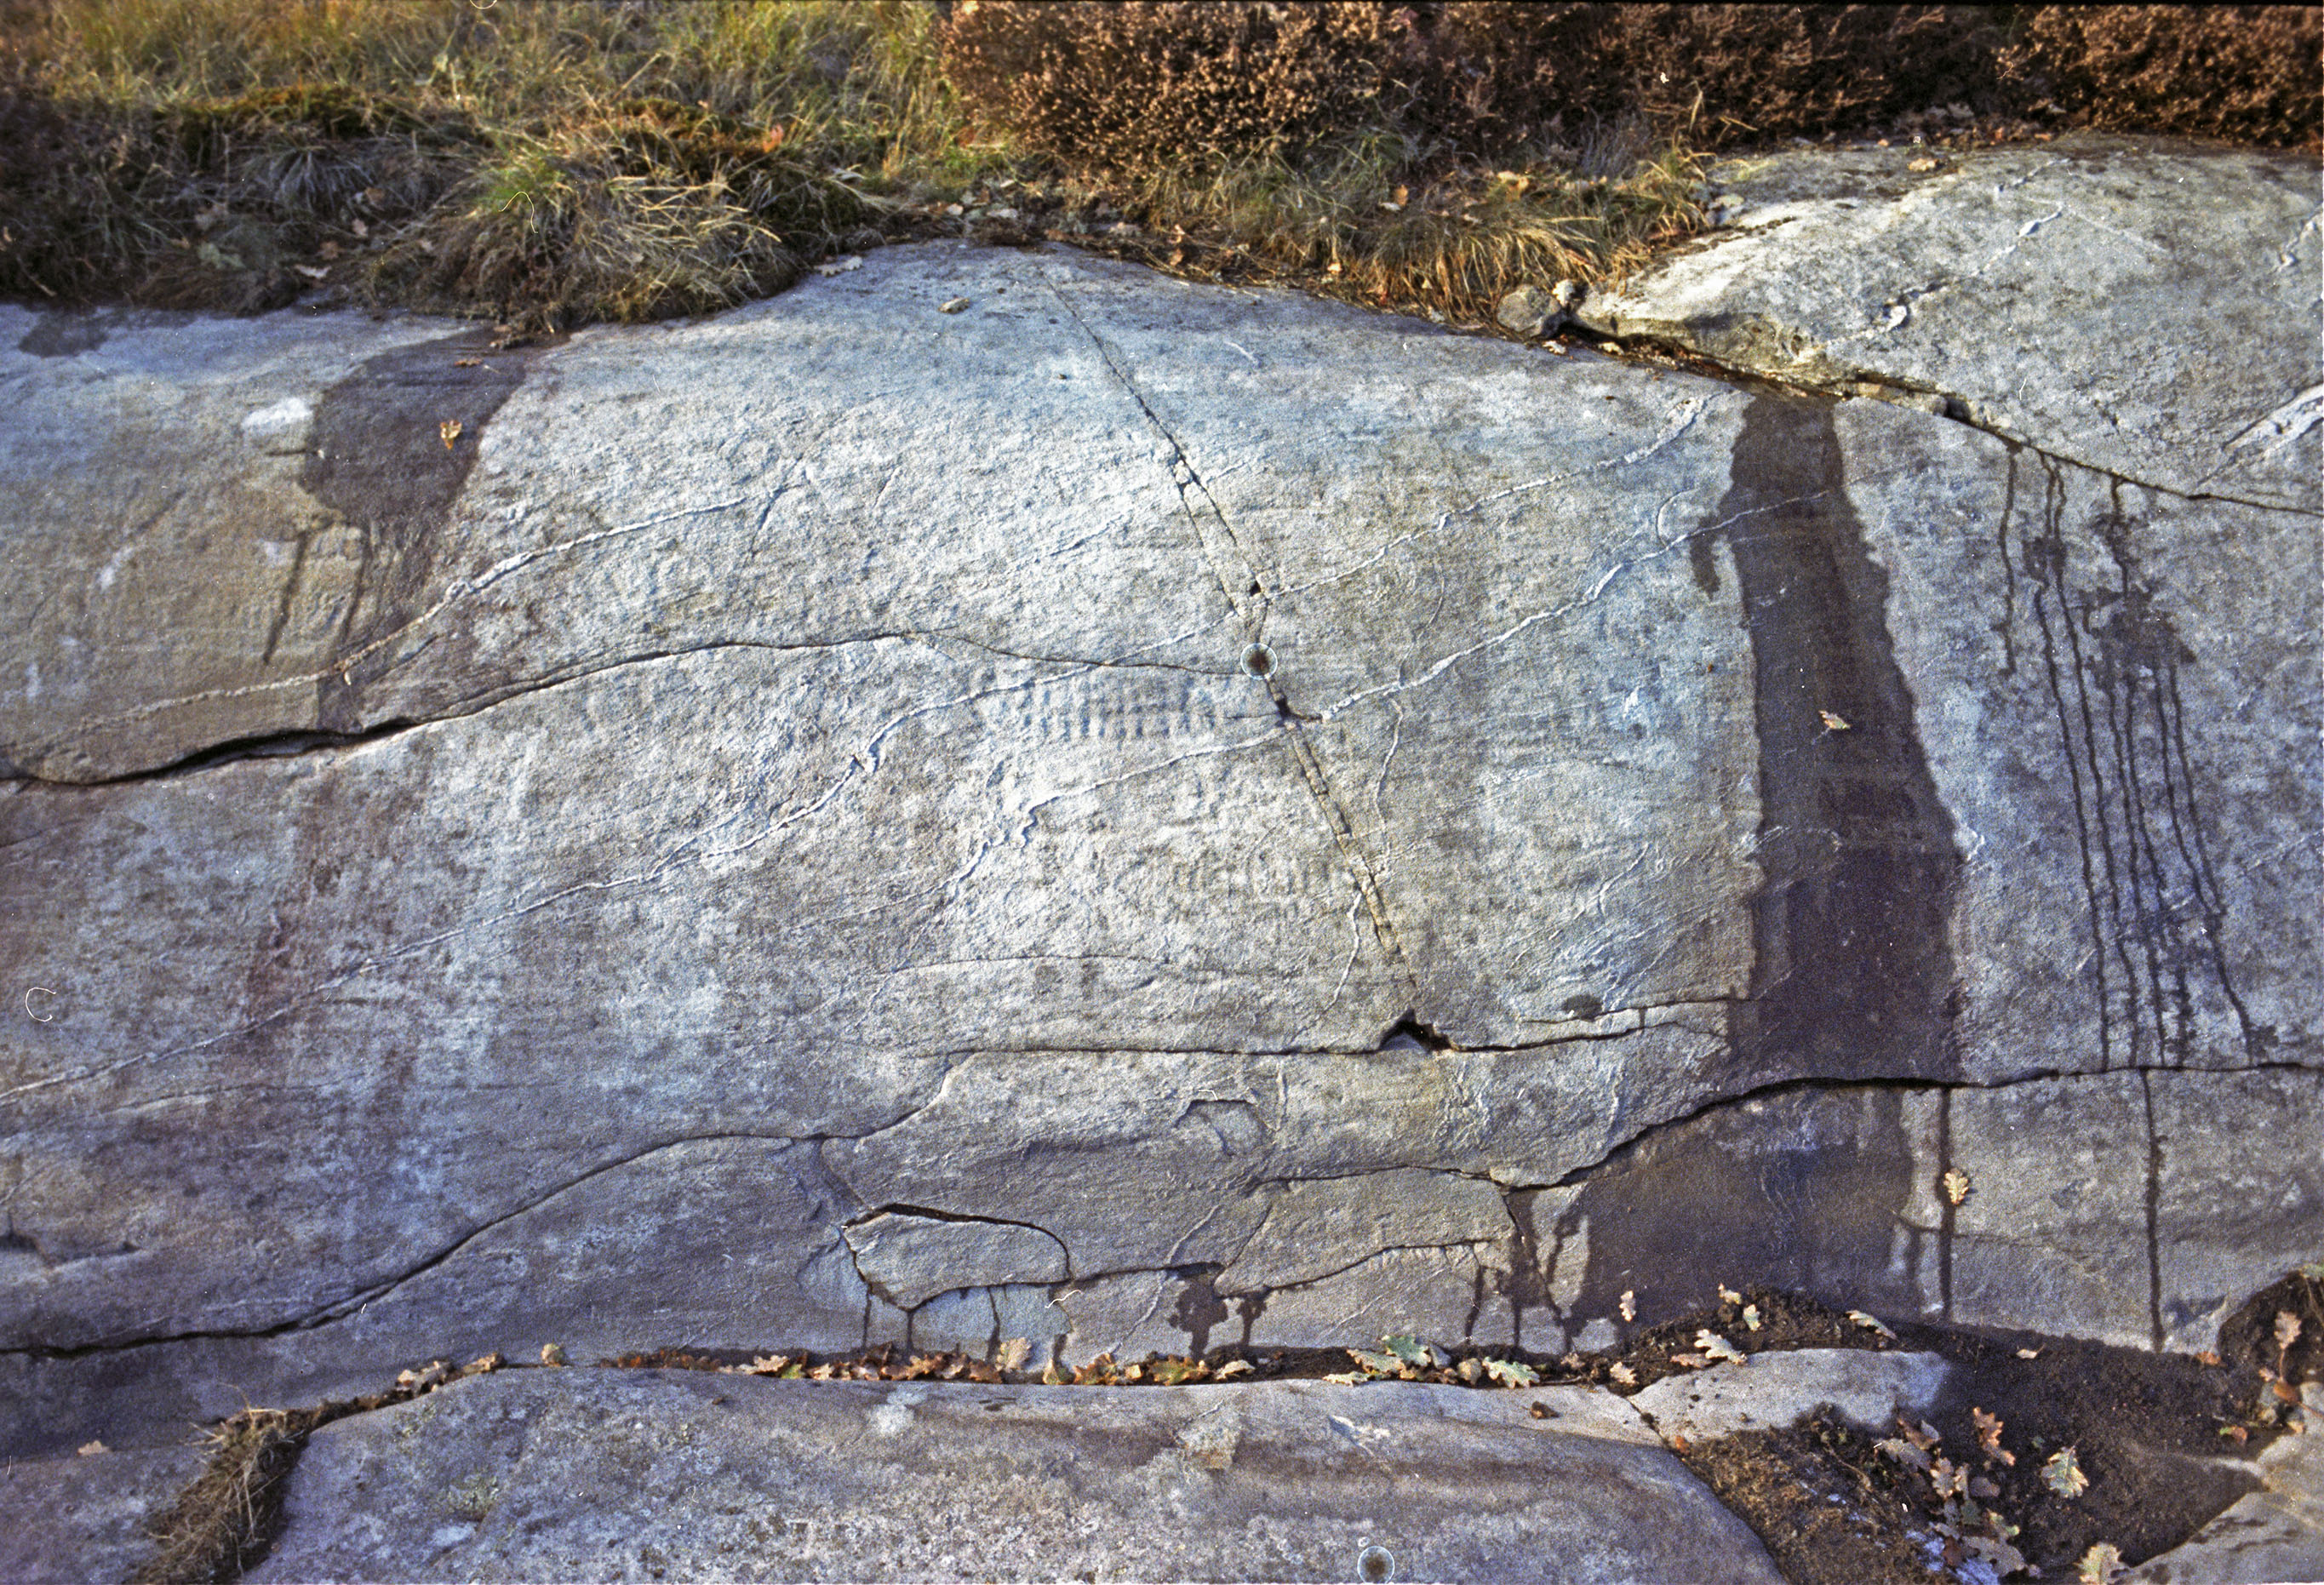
1687, 529, 1722, 598
1499, 1189, 1551, 1350
14, 309, 110, 358
1168, 1266, 1230, 1356
1546, 395, 1964, 1337
1233, 1290, 1267, 1348
1999, 452, 2272, 1069
1549, 1084, 1929, 1336
300, 329, 553, 728
1713, 394, 1966, 1085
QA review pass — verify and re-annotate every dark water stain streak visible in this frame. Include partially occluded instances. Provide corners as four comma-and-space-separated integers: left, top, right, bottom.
1546, 392, 1967, 1337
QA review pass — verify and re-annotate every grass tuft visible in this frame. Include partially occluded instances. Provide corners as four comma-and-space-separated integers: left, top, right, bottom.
0, 0, 1001, 330
128, 1405, 329, 1585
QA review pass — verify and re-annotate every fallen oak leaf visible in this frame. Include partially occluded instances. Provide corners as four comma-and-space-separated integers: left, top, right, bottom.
1608, 1362, 1638, 1387
1966, 1533, 2028, 1576
1972, 1405, 2016, 1465
1877, 1437, 1932, 1472
1696, 1330, 1747, 1365
439, 418, 462, 449
2043, 1445, 2090, 1497
1382, 1335, 1434, 1370
2077, 1540, 2125, 1583
1848, 1309, 1897, 1339
1481, 1358, 1538, 1388
1943, 1167, 1972, 1205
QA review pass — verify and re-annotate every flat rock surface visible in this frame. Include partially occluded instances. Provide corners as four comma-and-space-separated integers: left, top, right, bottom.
0, 1439, 203, 1584
1, 226, 2316, 1462
241, 1370, 1787, 1585
2131, 1405, 2324, 1584
1630, 1348, 1949, 1442
1582, 134, 2324, 509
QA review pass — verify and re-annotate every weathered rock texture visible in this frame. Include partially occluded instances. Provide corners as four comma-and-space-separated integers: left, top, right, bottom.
1630, 1348, 1949, 1443
1581, 134, 2323, 511
0, 1440, 204, 1585
241, 1370, 1789, 1585
1, 157, 2317, 1478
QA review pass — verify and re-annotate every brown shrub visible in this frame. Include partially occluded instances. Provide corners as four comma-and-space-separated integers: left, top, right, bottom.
2004, 5, 2322, 148
1396, 4, 2007, 152
946, 3, 2319, 169
944, 3, 2015, 169
941, 0, 1398, 180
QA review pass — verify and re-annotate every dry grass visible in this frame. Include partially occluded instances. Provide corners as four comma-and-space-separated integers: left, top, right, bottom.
0, 2, 2314, 335
945, 0, 1715, 322
128, 1405, 329, 1585
1105, 123, 1708, 325
0, 0, 1006, 331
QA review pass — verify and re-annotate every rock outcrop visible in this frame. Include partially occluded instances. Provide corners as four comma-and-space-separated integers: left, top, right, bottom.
239, 1372, 1789, 1585
0, 129, 2316, 1577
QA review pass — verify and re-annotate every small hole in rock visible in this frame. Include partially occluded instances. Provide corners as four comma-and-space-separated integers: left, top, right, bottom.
1377, 1014, 1453, 1051
1240, 643, 1275, 679
1358, 1543, 1396, 1582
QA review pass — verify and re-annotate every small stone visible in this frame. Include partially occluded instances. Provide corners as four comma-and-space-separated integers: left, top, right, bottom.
938, 297, 970, 313
1496, 283, 1561, 339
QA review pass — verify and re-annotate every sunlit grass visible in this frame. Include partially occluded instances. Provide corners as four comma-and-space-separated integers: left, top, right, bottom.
0, 0, 1704, 333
